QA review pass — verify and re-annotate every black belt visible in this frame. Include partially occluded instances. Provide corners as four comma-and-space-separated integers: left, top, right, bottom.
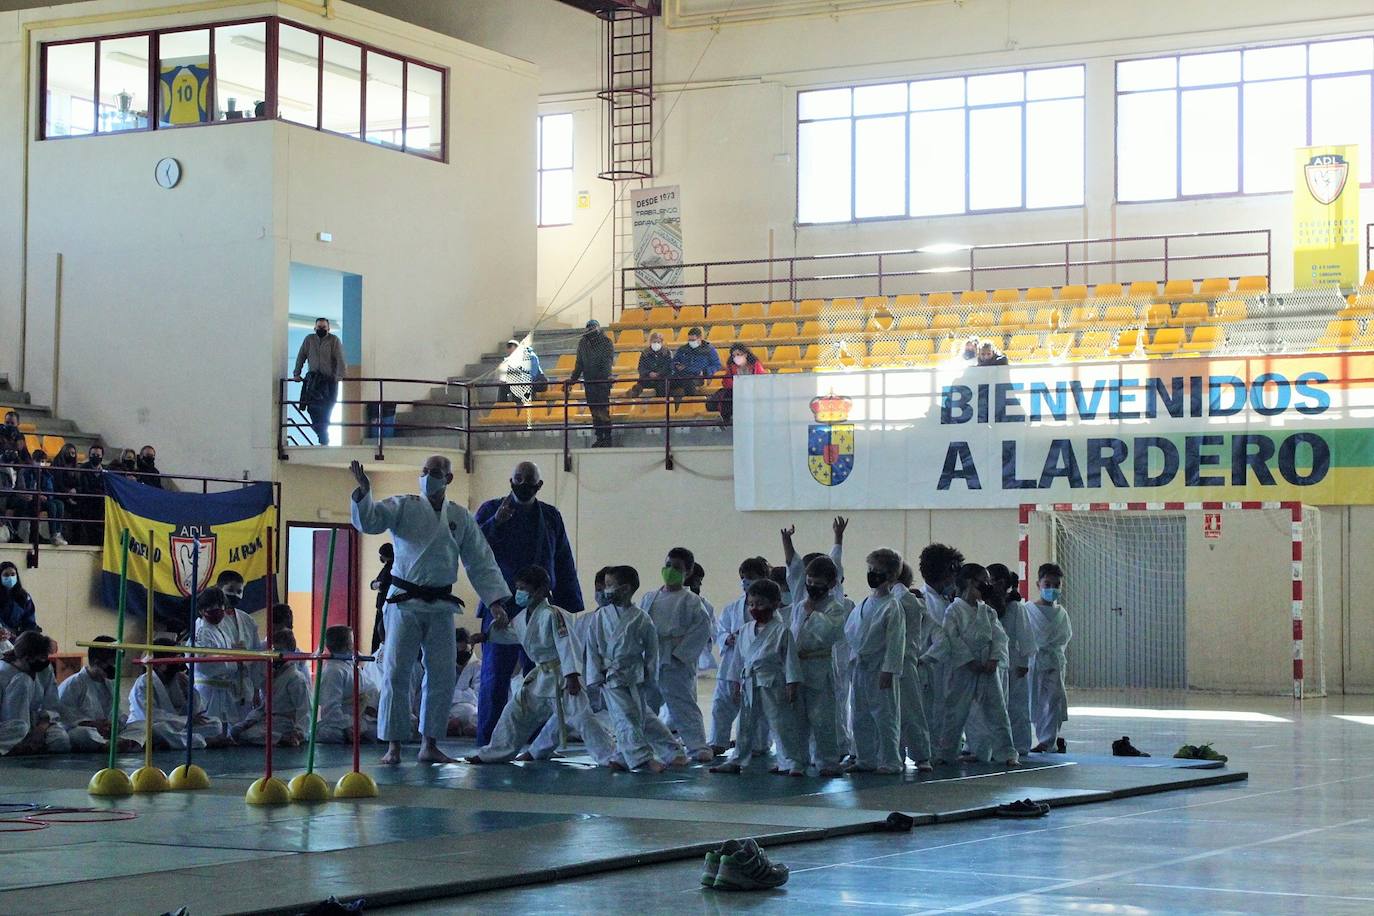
386, 576, 464, 608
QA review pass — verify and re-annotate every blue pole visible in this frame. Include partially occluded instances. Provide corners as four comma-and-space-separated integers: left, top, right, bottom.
184, 539, 199, 769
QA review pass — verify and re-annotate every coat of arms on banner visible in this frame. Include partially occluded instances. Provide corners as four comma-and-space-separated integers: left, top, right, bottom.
170, 533, 216, 597
808, 393, 855, 486
1305, 153, 1349, 206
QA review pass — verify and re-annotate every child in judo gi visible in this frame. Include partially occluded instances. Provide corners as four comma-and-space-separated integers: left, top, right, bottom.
126, 637, 226, 749
781, 518, 852, 761
844, 549, 907, 774
230, 631, 310, 747
709, 555, 772, 757
640, 547, 714, 762
897, 564, 937, 772
1029, 563, 1072, 754
194, 586, 259, 725
0, 630, 70, 755
708, 579, 805, 775
58, 635, 135, 752
316, 625, 375, 744
986, 564, 1036, 758
786, 555, 848, 777
916, 542, 964, 757
447, 628, 480, 737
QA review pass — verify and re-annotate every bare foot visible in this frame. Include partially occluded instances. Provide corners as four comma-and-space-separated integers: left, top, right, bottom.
608, 760, 629, 772
514, 752, 534, 762
646, 759, 667, 773
669, 755, 690, 768
380, 746, 402, 765
418, 746, 458, 764
465, 755, 486, 764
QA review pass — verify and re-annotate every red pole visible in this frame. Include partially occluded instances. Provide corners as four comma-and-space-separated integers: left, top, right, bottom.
264, 526, 275, 780
349, 556, 361, 774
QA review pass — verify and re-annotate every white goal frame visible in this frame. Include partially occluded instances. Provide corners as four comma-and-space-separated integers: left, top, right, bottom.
1018, 500, 1311, 699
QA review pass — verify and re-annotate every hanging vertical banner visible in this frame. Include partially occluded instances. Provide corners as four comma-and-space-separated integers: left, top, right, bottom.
1293, 144, 1359, 289
632, 185, 684, 309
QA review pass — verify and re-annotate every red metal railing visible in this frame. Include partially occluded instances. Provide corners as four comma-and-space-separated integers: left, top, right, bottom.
617, 229, 1272, 316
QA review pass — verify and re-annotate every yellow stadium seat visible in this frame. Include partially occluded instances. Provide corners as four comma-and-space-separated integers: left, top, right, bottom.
894, 314, 929, 334
863, 296, 889, 312
618, 306, 654, 328
905, 338, 936, 363
1215, 299, 1247, 322
798, 344, 824, 366
616, 329, 645, 349
675, 400, 709, 419
768, 300, 796, 318
705, 303, 736, 324
1128, 280, 1159, 299
479, 405, 521, 426
1040, 331, 1075, 355
865, 312, 896, 334
737, 302, 765, 320
1171, 302, 1209, 327
893, 293, 924, 311
1362, 269, 1374, 288
1199, 277, 1231, 296
1064, 306, 1097, 329
1026, 287, 1054, 303
1072, 330, 1111, 359
614, 351, 638, 372
1337, 306, 1371, 321
1110, 329, 1144, 356
795, 320, 823, 343
830, 297, 860, 312
768, 321, 798, 342
1163, 279, 1195, 299
1004, 333, 1038, 360
770, 345, 801, 367
1237, 275, 1269, 293
967, 311, 995, 330
929, 312, 959, 336
553, 354, 577, 376
1184, 325, 1222, 352
1059, 284, 1088, 303
1315, 319, 1357, 349
1144, 303, 1172, 326
1146, 327, 1184, 355
1094, 282, 1124, 299
992, 288, 1021, 304
927, 291, 955, 311
864, 339, 903, 367
1027, 308, 1057, 331
996, 309, 1029, 331
707, 325, 734, 344
960, 290, 989, 308
23, 433, 41, 454
831, 317, 865, 335
797, 299, 823, 317
673, 305, 706, 327
1100, 305, 1136, 327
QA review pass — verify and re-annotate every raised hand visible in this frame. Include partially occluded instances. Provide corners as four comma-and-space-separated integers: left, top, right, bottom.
833, 516, 848, 543
349, 460, 370, 492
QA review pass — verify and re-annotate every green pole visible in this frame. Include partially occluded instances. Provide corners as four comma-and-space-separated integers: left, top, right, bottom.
304, 528, 338, 775
105, 529, 131, 772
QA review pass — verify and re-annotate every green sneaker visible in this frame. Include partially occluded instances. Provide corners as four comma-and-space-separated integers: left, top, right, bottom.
1173, 744, 1199, 759
702, 851, 721, 886
1193, 743, 1228, 763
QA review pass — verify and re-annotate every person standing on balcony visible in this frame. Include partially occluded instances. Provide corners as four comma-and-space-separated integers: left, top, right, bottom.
569, 320, 615, 448
670, 327, 722, 408
292, 317, 347, 446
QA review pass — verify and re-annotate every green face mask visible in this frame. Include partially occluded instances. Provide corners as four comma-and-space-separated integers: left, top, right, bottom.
661, 566, 685, 587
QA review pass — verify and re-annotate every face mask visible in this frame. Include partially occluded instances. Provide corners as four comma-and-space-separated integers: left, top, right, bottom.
687, 339, 701, 349
27, 658, 50, 674
315, 327, 328, 338
661, 566, 685, 587
99, 663, 117, 680
740, 578, 755, 594
594, 589, 609, 607
866, 570, 886, 589
942, 582, 958, 599
420, 473, 447, 498
224, 593, 242, 609
733, 354, 747, 366
89, 455, 103, 465
1, 575, 16, 589
1041, 587, 1060, 603
650, 342, 663, 352
510, 480, 540, 502
779, 589, 792, 604
513, 589, 531, 609
805, 583, 829, 601
139, 455, 155, 466
457, 650, 473, 667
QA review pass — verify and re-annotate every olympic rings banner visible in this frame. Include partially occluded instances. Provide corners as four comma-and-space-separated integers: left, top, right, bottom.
733, 353, 1374, 509
632, 185, 684, 310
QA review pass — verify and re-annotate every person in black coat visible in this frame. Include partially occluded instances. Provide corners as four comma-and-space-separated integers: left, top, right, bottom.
628, 331, 673, 398
569, 319, 616, 447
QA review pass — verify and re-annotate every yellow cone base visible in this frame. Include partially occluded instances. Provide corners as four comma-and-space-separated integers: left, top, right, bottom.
245, 776, 291, 806
168, 764, 211, 790
130, 765, 171, 793
88, 767, 134, 796
288, 771, 332, 802
334, 770, 379, 799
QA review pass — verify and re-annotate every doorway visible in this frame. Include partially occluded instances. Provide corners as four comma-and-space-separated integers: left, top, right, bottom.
285, 522, 359, 654
285, 263, 362, 446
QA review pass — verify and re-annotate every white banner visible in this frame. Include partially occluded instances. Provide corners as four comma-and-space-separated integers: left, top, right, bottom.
732, 355, 1370, 510
631, 185, 683, 309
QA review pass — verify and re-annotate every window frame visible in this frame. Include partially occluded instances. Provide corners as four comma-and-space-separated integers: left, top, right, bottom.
1115, 37, 1374, 203
37, 16, 449, 164
537, 111, 575, 228
794, 63, 1086, 226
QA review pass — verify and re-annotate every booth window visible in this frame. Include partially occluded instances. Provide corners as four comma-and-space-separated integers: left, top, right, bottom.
39, 16, 447, 162
537, 113, 574, 226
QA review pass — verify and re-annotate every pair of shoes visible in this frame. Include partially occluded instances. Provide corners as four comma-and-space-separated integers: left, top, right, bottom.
1112, 736, 1150, 757
710, 745, 730, 757
1175, 742, 1228, 762
884, 811, 916, 831
709, 838, 789, 890
995, 798, 1050, 818
1055, 738, 1067, 753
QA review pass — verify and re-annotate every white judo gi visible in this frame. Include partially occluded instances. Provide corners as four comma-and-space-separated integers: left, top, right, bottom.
927, 597, 1017, 765
898, 588, 939, 766
786, 595, 847, 771
707, 592, 768, 751
639, 586, 712, 756
352, 489, 511, 743
784, 544, 851, 757
126, 671, 221, 749
0, 660, 70, 754
58, 666, 121, 752
527, 610, 616, 763
316, 657, 376, 744
722, 615, 804, 769
697, 595, 718, 673
193, 609, 262, 725
920, 582, 954, 753
231, 665, 311, 746
584, 601, 681, 769
845, 586, 907, 772
449, 656, 480, 733
1028, 600, 1072, 749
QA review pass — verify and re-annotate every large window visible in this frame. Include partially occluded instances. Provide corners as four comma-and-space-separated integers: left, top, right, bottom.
1117, 37, 1374, 201
537, 113, 574, 226
40, 17, 447, 162
797, 66, 1085, 223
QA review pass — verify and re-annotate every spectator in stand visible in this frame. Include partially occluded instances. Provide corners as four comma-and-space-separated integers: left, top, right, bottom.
292, 317, 347, 445
113, 449, 140, 481
498, 339, 546, 406
136, 445, 164, 489
0, 446, 21, 544
0, 411, 26, 461
628, 331, 673, 399
977, 342, 1009, 367
0, 561, 37, 636
569, 319, 616, 448
19, 450, 67, 546
73, 445, 107, 546
960, 337, 980, 363
708, 343, 768, 424
50, 444, 81, 532
370, 542, 395, 654
671, 327, 722, 408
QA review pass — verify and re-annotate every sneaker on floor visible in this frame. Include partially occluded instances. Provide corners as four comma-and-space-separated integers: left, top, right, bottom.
916, 760, 934, 773
701, 850, 722, 886
995, 799, 1048, 818
1055, 738, 1066, 753
715, 846, 789, 890
1173, 744, 1199, 760
1112, 736, 1150, 757
884, 811, 915, 832
50, 534, 68, 546
1192, 742, 1228, 763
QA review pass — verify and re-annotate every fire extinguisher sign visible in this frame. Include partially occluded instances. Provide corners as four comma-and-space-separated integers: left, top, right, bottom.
1203, 512, 1222, 540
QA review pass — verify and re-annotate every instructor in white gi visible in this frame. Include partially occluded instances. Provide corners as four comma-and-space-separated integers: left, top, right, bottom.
350, 457, 511, 765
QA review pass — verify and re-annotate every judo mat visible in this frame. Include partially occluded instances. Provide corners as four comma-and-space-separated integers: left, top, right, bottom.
0, 743, 1244, 915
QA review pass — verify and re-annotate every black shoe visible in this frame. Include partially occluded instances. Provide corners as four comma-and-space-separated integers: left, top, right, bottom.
995, 799, 1050, 818
884, 811, 915, 832
1055, 738, 1067, 754
1112, 736, 1150, 757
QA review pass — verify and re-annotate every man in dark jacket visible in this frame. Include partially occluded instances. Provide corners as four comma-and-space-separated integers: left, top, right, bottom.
670, 326, 723, 407
569, 319, 616, 447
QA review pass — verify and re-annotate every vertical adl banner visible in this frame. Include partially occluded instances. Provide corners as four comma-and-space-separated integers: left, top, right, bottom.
631, 186, 685, 309
1294, 144, 1359, 289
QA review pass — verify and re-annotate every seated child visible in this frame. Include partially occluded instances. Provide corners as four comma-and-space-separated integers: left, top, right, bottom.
126, 637, 226, 749
230, 631, 310, 747
58, 634, 136, 752
0, 630, 71, 754
447, 628, 480, 737
316, 625, 375, 744
194, 586, 257, 724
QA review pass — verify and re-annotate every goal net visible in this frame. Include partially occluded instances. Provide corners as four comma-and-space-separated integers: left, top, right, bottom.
1018, 502, 1325, 699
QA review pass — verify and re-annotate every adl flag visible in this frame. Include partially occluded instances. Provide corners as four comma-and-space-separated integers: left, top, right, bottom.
101, 474, 274, 623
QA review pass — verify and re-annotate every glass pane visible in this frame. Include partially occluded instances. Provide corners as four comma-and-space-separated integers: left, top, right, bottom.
968, 105, 1021, 209
909, 77, 963, 111
97, 36, 148, 133
798, 88, 850, 120
1026, 98, 1083, 208
405, 62, 444, 156
1242, 79, 1306, 193
45, 42, 95, 137
910, 108, 965, 216
1026, 66, 1083, 100
853, 82, 906, 115
1309, 37, 1374, 76
540, 112, 573, 169
540, 168, 573, 225
321, 38, 361, 137
1117, 89, 1177, 201
853, 115, 906, 218
1179, 51, 1240, 87
1244, 44, 1306, 81
798, 119, 852, 222
364, 51, 403, 148
277, 23, 319, 127
1118, 57, 1176, 92
1311, 75, 1372, 183
213, 22, 266, 121
158, 29, 210, 126
1180, 86, 1238, 195
967, 71, 1024, 105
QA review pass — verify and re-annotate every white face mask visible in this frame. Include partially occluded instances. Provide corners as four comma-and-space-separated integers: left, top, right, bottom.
688, 339, 701, 349
650, 342, 663, 351
732, 354, 747, 366
420, 473, 446, 498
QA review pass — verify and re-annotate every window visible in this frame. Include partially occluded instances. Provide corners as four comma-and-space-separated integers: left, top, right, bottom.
1117, 37, 1374, 201
538, 113, 574, 226
797, 65, 1084, 223
39, 17, 448, 161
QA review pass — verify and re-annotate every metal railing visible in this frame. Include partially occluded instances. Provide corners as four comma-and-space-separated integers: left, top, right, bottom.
0, 462, 281, 569
617, 229, 1272, 315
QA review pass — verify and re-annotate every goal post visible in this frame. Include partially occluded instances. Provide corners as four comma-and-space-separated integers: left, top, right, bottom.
1018, 500, 1323, 700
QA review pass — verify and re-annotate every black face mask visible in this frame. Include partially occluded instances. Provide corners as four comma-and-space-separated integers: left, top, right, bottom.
139, 455, 155, 467
511, 480, 541, 502
457, 650, 473, 668
26, 659, 50, 674
315, 327, 329, 338
866, 570, 885, 589
88, 455, 103, 465
224, 593, 242, 609
805, 582, 830, 601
